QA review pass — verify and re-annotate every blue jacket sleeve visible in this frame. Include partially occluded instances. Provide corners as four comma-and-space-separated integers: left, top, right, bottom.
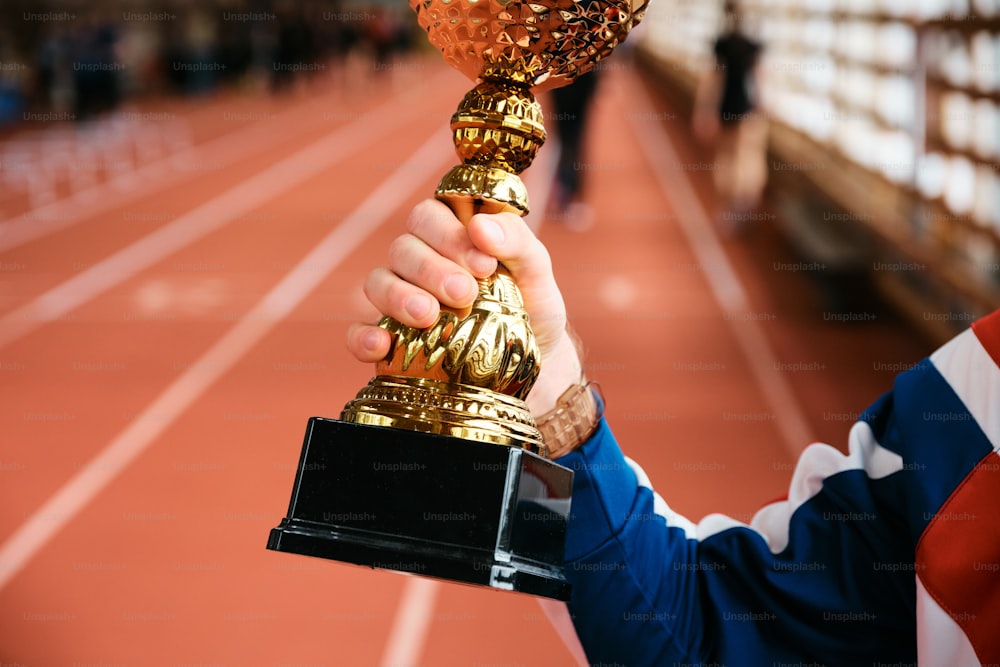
555, 340, 996, 666
557, 417, 917, 666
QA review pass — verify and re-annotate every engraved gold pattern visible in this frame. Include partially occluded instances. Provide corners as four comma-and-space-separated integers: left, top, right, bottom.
410, 0, 648, 92
451, 80, 545, 175
375, 270, 539, 399
436, 164, 530, 213
342, 375, 546, 454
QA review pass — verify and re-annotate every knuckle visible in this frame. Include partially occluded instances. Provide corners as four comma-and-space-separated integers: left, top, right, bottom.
404, 209, 422, 235
412, 254, 438, 287
361, 270, 382, 304
386, 234, 415, 268
408, 199, 438, 233
386, 280, 412, 315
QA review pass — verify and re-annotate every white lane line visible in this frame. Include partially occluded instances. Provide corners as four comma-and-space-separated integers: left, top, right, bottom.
0, 84, 446, 351
2, 106, 271, 252
537, 597, 589, 666
623, 69, 814, 457
0, 132, 453, 592
0, 72, 440, 254
378, 576, 441, 667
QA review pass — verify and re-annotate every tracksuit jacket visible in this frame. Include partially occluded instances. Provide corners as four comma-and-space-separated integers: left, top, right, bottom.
557, 310, 1000, 666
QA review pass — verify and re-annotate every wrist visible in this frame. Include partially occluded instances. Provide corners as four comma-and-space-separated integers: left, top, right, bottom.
526, 330, 583, 416
527, 327, 603, 458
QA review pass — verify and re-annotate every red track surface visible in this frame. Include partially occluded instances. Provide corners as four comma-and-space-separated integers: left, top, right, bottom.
0, 57, 930, 666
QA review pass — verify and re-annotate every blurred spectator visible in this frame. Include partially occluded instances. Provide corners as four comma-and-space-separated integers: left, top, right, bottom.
2, 31, 29, 124
271, 3, 315, 92
176, 10, 219, 95
549, 70, 601, 230
693, 0, 768, 227
72, 17, 123, 119
34, 26, 74, 115
216, 16, 255, 87
366, 7, 415, 72
2, 1, 424, 123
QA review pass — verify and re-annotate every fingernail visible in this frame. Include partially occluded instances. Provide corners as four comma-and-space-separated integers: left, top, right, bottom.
362, 328, 382, 352
405, 294, 433, 320
479, 219, 505, 247
444, 273, 474, 302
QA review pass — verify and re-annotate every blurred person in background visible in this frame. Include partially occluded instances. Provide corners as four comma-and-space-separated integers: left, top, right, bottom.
71, 15, 123, 119
693, 0, 768, 230
1, 29, 29, 124
366, 7, 412, 72
348, 199, 1000, 666
548, 69, 601, 230
271, 2, 316, 93
34, 25, 75, 116
165, 9, 219, 95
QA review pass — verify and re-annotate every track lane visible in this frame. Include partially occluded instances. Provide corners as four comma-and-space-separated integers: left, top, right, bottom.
0, 65, 452, 320
0, 126, 455, 585
0, 107, 459, 534
0, 115, 458, 667
0, 104, 459, 544
0, 67, 429, 249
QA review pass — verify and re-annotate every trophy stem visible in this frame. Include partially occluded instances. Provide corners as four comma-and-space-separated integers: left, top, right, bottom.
437, 72, 547, 215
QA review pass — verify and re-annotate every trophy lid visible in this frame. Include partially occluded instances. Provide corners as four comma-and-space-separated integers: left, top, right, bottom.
410, 0, 649, 90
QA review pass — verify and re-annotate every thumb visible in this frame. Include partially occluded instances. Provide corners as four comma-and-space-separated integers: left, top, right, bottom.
467, 212, 567, 353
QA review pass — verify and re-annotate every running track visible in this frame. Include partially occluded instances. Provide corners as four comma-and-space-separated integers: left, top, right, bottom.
0, 56, 930, 666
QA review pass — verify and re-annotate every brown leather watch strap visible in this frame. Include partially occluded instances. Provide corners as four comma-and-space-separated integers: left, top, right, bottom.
537, 381, 602, 459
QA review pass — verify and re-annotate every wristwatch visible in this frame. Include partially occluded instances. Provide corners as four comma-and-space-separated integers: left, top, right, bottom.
536, 381, 602, 459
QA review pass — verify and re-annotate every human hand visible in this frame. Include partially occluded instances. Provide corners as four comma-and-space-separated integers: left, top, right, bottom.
347, 198, 584, 415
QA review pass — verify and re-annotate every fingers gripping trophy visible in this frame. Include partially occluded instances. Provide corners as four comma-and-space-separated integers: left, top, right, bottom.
267, 0, 648, 600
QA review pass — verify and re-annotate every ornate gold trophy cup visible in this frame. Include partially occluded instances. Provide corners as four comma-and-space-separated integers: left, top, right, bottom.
267, 0, 647, 600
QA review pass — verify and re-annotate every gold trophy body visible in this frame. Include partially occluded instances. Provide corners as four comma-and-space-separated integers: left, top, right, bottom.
267, 0, 647, 600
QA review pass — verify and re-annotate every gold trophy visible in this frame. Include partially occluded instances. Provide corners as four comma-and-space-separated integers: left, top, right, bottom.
267, 0, 647, 600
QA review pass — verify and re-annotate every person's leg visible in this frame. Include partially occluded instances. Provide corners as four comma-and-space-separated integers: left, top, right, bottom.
713, 124, 738, 206
732, 114, 768, 212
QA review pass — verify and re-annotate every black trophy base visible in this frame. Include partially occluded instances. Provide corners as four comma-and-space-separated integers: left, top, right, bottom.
267, 417, 574, 601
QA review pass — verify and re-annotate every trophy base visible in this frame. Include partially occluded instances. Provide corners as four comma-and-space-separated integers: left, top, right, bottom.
267, 418, 573, 601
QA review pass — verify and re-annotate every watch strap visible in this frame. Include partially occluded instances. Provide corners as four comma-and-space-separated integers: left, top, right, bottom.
537, 381, 602, 459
